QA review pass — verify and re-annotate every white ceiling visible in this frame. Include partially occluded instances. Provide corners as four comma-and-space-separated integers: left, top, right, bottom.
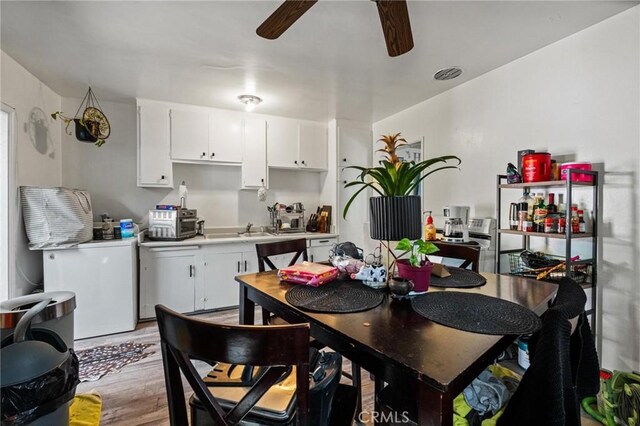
1, 1, 637, 123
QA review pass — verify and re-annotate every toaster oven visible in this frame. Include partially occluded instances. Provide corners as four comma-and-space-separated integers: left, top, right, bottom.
148, 208, 198, 241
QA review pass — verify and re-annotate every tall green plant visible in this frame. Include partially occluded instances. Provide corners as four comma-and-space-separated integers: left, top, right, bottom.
342, 133, 461, 218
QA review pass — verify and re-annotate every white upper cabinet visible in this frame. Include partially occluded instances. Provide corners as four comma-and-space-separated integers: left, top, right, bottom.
267, 118, 327, 171
138, 103, 173, 187
242, 118, 267, 188
267, 117, 299, 169
170, 109, 209, 161
209, 111, 243, 163
298, 123, 327, 170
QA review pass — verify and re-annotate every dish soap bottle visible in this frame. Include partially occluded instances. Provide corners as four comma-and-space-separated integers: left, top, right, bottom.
424, 211, 437, 241
178, 181, 188, 208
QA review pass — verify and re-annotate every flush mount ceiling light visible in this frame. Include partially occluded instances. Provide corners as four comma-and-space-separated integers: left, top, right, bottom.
433, 67, 464, 81
238, 95, 262, 112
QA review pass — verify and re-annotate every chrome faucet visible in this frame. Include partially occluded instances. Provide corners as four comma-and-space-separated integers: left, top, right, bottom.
245, 222, 253, 234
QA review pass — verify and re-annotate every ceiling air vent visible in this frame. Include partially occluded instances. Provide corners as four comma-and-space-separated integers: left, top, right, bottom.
433, 67, 463, 81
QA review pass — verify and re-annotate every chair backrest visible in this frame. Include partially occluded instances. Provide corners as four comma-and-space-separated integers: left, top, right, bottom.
155, 305, 311, 426
432, 241, 481, 272
256, 238, 308, 272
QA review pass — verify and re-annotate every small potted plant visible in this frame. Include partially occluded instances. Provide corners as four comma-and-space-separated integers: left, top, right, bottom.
393, 238, 439, 292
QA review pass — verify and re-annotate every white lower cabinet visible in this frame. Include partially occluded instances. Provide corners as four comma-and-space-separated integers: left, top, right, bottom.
308, 237, 338, 263
200, 252, 243, 310
140, 253, 196, 319
140, 237, 338, 319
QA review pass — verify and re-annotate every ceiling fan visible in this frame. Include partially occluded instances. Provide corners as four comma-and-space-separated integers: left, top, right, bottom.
256, 0, 414, 57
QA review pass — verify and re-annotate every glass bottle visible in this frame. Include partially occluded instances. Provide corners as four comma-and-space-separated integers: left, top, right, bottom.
557, 193, 566, 215
546, 193, 557, 214
533, 194, 547, 233
578, 210, 586, 233
571, 206, 580, 234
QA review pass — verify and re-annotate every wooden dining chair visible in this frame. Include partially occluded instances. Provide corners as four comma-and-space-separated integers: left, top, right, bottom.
432, 241, 481, 272
156, 304, 312, 425
255, 238, 364, 417
256, 239, 308, 325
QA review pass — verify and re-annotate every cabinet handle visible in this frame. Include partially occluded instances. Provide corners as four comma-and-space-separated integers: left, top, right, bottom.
202, 152, 206, 158
161, 175, 165, 180
343, 158, 347, 162
237, 261, 241, 273
210, 152, 215, 158
294, 160, 298, 165
343, 180, 347, 184
244, 260, 247, 271
189, 265, 194, 277
318, 240, 330, 243
310, 254, 314, 262
301, 160, 306, 165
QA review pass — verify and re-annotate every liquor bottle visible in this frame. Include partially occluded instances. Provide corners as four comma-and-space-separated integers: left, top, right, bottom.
547, 193, 557, 214
533, 194, 547, 233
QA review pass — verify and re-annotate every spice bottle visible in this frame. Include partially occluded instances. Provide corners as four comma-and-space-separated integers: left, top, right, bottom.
544, 217, 555, 233
578, 210, 586, 233
557, 217, 566, 234
571, 207, 580, 234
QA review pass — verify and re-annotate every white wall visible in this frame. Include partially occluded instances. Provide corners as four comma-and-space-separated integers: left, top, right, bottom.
373, 7, 640, 371
61, 98, 331, 229
1, 51, 62, 297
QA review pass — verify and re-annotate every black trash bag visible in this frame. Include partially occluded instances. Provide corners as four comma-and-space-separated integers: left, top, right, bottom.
1, 349, 79, 425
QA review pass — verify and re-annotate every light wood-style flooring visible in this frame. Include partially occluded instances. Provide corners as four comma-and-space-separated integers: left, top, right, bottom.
75, 308, 375, 425
76, 308, 599, 425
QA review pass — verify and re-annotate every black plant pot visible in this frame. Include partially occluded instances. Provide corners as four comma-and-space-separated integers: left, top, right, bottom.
74, 119, 97, 143
369, 195, 421, 241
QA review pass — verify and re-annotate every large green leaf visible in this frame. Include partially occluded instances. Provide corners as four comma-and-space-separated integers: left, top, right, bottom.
341, 154, 461, 218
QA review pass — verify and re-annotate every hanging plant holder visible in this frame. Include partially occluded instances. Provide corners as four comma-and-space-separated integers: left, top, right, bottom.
51, 87, 111, 147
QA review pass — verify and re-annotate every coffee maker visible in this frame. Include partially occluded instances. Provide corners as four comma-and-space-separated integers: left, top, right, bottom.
442, 205, 470, 243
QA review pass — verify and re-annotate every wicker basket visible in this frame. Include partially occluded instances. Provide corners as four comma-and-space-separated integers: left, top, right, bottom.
508, 252, 592, 283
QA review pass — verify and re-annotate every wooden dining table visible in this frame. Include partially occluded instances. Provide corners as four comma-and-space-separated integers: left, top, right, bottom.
235, 271, 558, 426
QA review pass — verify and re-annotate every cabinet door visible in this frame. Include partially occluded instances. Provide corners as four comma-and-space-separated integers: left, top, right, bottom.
202, 252, 243, 310
209, 112, 243, 163
170, 109, 209, 161
141, 255, 195, 318
138, 104, 172, 187
242, 250, 260, 274
267, 118, 299, 169
299, 123, 327, 170
242, 119, 267, 188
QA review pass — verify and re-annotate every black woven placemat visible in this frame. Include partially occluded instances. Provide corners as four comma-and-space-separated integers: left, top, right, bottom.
429, 267, 487, 288
411, 292, 541, 335
285, 280, 384, 313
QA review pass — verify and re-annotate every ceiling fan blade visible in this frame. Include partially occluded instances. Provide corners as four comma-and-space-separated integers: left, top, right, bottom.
375, 0, 414, 57
257, 0, 318, 40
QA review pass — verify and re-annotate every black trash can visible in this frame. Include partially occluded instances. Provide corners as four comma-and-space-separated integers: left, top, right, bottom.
1, 299, 79, 425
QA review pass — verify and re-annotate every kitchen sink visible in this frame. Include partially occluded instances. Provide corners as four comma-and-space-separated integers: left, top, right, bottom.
237, 232, 274, 237
205, 231, 274, 239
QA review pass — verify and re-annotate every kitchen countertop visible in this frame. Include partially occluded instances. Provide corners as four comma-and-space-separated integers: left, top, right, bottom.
139, 232, 338, 248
